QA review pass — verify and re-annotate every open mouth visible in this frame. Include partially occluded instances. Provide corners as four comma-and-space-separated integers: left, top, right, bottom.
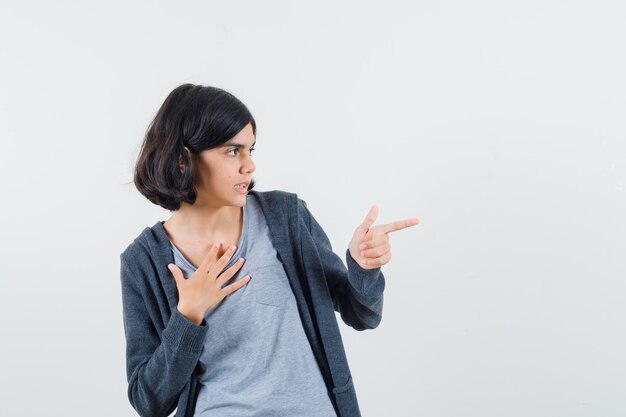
234, 183, 248, 192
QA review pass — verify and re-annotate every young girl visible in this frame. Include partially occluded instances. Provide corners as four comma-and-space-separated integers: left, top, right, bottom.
120, 84, 418, 417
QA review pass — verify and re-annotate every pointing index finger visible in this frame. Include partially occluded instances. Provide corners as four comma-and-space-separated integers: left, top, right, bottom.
380, 218, 420, 234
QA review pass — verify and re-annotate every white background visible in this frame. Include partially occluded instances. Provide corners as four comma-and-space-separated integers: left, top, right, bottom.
1, 1, 625, 416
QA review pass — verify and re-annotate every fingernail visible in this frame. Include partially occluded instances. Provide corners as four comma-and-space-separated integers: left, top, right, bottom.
231, 245, 236, 251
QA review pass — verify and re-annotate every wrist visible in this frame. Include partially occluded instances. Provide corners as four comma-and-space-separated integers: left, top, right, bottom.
176, 305, 203, 325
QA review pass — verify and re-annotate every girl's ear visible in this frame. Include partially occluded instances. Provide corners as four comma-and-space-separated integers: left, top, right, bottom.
179, 147, 191, 174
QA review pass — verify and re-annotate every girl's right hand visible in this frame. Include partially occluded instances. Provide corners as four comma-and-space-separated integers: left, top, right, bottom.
167, 243, 250, 325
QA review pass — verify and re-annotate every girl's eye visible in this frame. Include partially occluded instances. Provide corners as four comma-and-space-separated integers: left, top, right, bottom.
227, 147, 255, 156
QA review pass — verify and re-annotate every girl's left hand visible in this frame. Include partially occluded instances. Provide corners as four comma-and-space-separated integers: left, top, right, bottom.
348, 205, 419, 270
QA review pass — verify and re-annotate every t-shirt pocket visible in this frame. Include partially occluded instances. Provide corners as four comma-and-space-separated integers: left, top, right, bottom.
252, 263, 290, 307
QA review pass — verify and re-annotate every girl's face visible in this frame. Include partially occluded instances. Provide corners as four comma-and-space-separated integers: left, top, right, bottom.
189, 122, 256, 208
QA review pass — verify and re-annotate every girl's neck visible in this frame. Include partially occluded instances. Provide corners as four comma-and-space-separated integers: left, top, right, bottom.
163, 202, 243, 246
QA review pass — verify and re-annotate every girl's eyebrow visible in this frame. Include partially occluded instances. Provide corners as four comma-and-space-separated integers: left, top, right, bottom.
219, 140, 256, 149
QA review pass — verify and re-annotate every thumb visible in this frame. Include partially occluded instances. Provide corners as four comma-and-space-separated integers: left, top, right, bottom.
358, 205, 379, 233
167, 263, 184, 287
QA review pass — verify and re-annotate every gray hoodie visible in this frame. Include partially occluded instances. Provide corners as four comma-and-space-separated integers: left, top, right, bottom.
120, 189, 385, 417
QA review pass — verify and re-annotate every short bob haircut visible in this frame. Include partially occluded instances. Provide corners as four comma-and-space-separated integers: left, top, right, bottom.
134, 84, 257, 211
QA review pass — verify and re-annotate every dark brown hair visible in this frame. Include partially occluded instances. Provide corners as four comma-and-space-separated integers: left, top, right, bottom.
134, 84, 256, 211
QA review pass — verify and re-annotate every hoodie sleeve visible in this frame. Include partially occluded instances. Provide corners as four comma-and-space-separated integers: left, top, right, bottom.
297, 198, 385, 331
120, 254, 208, 417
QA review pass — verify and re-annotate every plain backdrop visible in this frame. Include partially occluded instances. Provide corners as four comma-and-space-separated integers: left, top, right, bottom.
1, 1, 625, 416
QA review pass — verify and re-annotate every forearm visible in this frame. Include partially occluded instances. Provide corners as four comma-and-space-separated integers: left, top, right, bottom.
298, 198, 386, 330
332, 248, 385, 330
126, 308, 207, 417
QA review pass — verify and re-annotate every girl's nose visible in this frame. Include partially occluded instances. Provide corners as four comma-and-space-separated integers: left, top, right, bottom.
242, 156, 255, 174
